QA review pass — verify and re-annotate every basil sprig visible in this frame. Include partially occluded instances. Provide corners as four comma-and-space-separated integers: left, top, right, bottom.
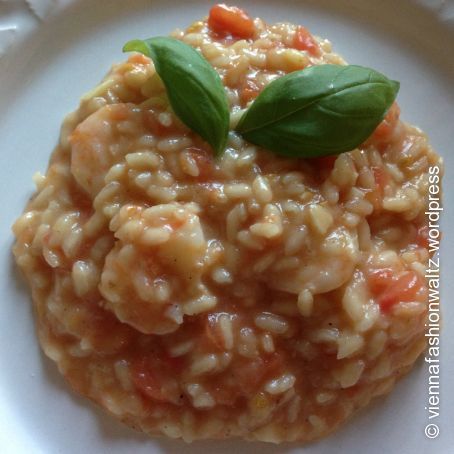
236, 64, 400, 157
124, 36, 399, 159
123, 37, 229, 155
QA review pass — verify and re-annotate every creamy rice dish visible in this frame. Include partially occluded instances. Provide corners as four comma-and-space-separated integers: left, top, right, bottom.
13, 4, 442, 443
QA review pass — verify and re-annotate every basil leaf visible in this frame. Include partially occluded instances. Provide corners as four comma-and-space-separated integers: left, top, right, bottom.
236, 64, 400, 157
123, 37, 230, 155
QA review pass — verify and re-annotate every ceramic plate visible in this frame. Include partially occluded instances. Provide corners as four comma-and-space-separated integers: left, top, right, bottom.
0, 1, 453, 452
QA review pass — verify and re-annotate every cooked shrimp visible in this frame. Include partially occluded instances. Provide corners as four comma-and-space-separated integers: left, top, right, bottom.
99, 202, 210, 334
70, 104, 147, 196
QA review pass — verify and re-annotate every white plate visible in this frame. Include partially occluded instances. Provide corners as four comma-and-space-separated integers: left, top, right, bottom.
0, 1, 453, 453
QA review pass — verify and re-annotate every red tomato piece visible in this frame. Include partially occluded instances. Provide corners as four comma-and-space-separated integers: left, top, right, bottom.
131, 354, 184, 402
184, 146, 214, 180
371, 102, 400, 144
372, 166, 390, 196
293, 26, 321, 57
131, 357, 169, 402
367, 268, 394, 295
312, 155, 337, 169
365, 166, 390, 210
208, 4, 255, 39
240, 79, 261, 104
377, 271, 424, 312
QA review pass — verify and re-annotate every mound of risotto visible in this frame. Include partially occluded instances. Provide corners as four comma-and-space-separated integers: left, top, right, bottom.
13, 4, 442, 443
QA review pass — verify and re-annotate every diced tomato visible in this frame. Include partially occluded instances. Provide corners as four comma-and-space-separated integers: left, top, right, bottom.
312, 155, 337, 169
367, 268, 394, 294
131, 354, 184, 403
370, 102, 400, 144
377, 271, 425, 312
372, 166, 390, 196
131, 358, 168, 402
208, 4, 255, 39
164, 354, 185, 374
293, 26, 321, 57
416, 225, 429, 249
184, 146, 214, 180
240, 79, 261, 104
364, 166, 390, 210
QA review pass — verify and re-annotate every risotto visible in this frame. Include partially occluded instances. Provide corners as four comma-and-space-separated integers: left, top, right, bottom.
13, 4, 442, 443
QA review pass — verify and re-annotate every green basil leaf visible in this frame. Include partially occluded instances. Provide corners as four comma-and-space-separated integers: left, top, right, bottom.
123, 37, 230, 155
236, 64, 400, 157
